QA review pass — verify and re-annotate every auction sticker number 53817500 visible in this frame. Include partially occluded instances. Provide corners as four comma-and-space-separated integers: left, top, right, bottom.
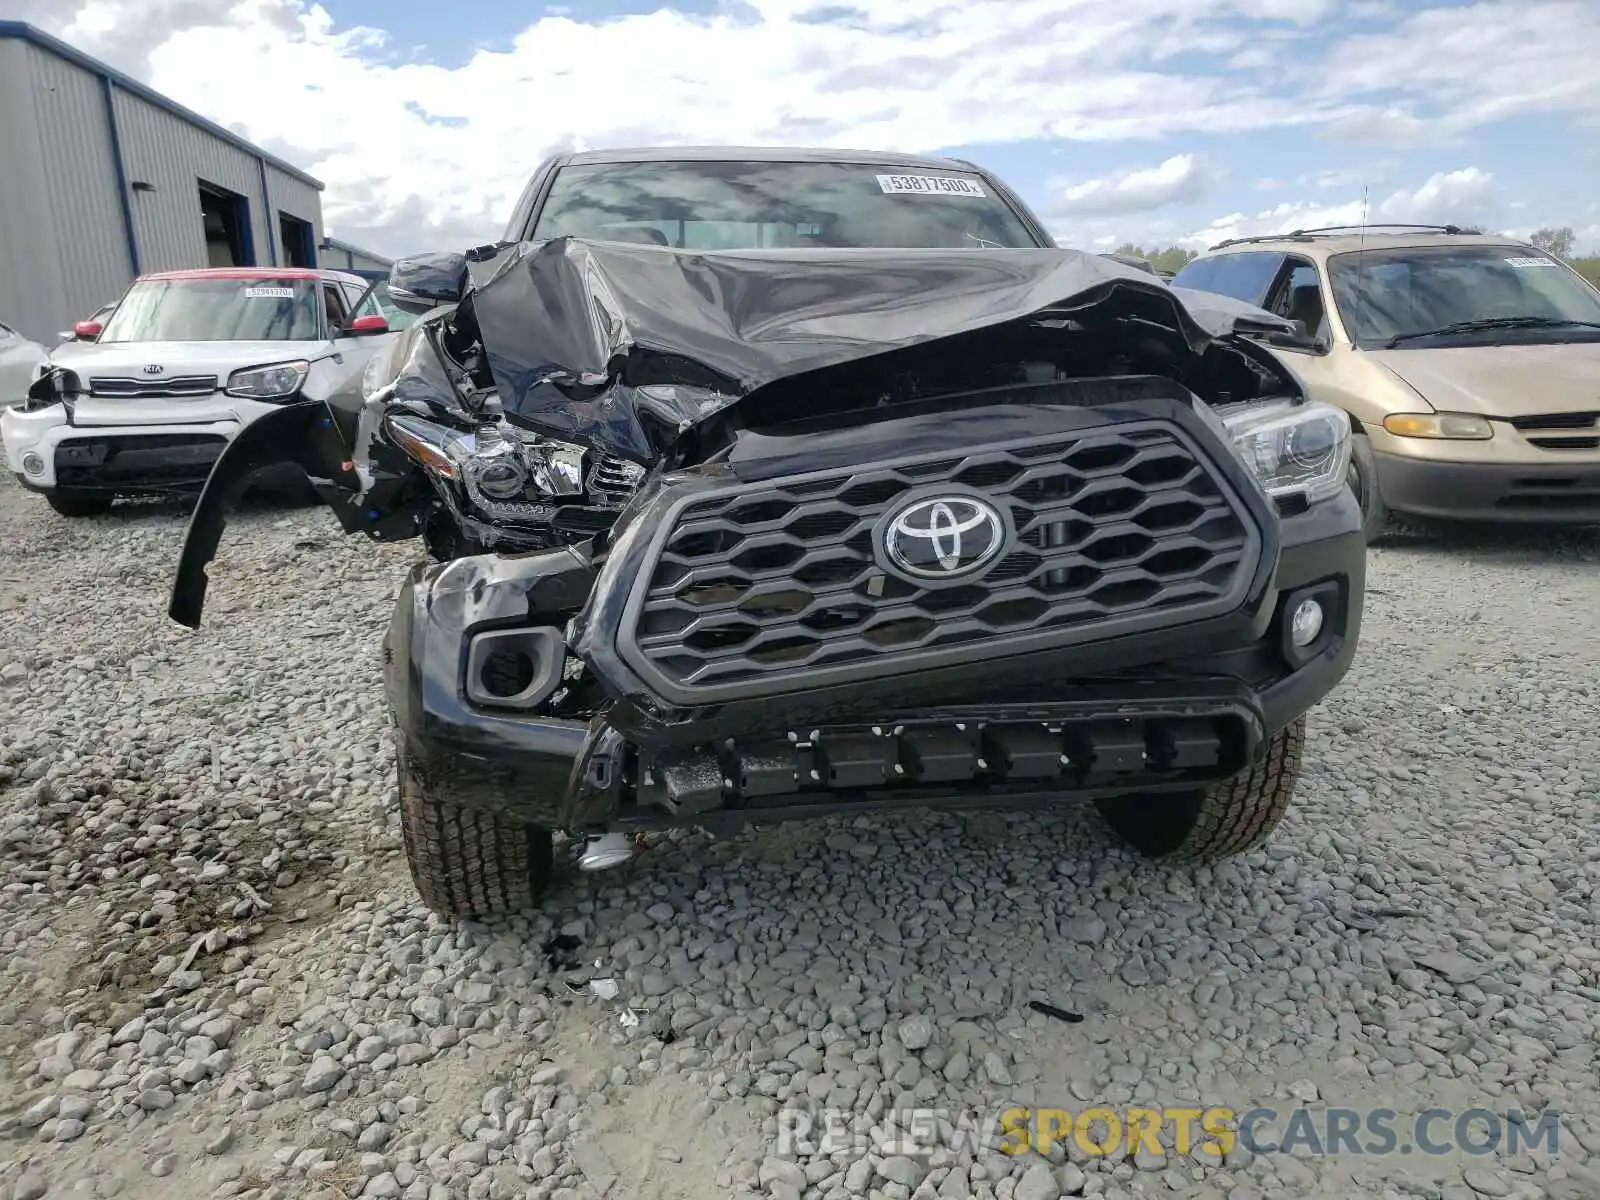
876, 174, 987, 198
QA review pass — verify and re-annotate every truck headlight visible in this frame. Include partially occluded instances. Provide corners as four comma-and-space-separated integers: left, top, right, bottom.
225, 360, 309, 400
1215, 400, 1352, 506
382, 412, 589, 520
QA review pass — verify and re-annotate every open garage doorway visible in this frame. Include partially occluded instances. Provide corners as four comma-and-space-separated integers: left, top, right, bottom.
198, 180, 254, 267
279, 212, 316, 267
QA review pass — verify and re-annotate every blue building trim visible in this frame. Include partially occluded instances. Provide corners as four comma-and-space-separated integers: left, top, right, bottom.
233, 190, 257, 267
257, 156, 278, 266
0, 20, 324, 192
97, 72, 141, 276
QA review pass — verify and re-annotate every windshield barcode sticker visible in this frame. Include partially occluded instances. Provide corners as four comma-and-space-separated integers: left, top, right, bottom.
876, 174, 987, 198
1504, 257, 1558, 268
243, 286, 296, 298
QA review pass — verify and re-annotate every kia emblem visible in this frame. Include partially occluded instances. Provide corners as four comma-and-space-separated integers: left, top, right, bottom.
143, 364, 164, 375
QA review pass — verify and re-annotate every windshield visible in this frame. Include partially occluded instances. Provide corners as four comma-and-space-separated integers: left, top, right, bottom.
531, 160, 1043, 250
1327, 245, 1600, 347
99, 277, 320, 343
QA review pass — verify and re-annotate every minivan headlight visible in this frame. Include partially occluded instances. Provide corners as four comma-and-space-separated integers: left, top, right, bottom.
225, 360, 309, 400
1215, 400, 1352, 505
1381, 412, 1494, 440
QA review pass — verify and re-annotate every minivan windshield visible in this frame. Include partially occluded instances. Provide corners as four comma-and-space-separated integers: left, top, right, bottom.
531, 160, 1043, 250
1327, 245, 1600, 348
99, 277, 320, 343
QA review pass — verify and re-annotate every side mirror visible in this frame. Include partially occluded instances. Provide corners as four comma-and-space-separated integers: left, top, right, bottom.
73, 320, 103, 342
57, 330, 77, 343
346, 314, 390, 336
387, 252, 468, 315
1262, 326, 1327, 352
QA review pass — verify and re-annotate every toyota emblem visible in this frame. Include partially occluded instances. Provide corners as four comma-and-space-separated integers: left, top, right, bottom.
880, 494, 1006, 580
143, 364, 164, 375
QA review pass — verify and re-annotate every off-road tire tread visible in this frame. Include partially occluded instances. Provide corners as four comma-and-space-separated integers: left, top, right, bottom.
397, 755, 553, 918
1176, 717, 1305, 859
1096, 718, 1305, 861
480, 651, 528, 701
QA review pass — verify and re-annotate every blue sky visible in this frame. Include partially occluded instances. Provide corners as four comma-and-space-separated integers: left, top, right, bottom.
19, 0, 1600, 257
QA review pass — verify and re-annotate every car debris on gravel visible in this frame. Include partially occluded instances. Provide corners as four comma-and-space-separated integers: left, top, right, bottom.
1, 479, 1598, 1200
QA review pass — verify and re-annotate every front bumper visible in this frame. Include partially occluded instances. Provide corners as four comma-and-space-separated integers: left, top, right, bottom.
1374, 451, 1600, 524
3, 404, 238, 493
384, 488, 1365, 833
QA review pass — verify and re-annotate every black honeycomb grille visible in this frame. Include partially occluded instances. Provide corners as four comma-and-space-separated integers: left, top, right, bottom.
624, 424, 1257, 696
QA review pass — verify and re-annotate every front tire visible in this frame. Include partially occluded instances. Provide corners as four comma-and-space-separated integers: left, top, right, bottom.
1348, 433, 1388, 544
1096, 718, 1305, 860
397, 752, 554, 917
45, 489, 113, 518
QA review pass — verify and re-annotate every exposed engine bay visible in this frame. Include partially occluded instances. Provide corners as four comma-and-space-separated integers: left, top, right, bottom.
332, 238, 1308, 563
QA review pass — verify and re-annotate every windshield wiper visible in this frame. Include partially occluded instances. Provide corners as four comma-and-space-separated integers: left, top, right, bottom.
1386, 316, 1600, 348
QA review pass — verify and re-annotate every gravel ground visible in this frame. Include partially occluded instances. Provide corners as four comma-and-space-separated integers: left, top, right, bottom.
1, 473, 1597, 1200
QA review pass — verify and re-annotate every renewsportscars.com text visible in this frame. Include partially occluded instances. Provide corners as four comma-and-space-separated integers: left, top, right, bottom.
777, 1105, 1564, 1160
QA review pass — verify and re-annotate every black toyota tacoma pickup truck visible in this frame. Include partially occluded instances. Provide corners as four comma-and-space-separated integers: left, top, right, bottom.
168, 147, 1365, 918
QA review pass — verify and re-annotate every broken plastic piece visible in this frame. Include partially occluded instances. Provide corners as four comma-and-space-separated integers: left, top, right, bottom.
589, 978, 620, 1000
578, 831, 633, 871
1029, 1000, 1085, 1024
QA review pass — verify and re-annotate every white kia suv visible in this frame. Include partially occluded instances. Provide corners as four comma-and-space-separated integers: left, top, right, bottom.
2, 266, 407, 516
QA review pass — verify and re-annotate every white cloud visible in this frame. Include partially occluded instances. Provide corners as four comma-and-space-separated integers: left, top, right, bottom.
1296, 165, 1385, 190
1048, 154, 1209, 217
12, 0, 1600, 253
38, 0, 1349, 252
1316, 105, 1439, 148
1307, 1, 1600, 138
1182, 166, 1505, 248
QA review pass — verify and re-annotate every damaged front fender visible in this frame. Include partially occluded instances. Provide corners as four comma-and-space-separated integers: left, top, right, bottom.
168, 400, 355, 628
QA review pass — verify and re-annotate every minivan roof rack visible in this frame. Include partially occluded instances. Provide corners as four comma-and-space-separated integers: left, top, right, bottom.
1208, 223, 1477, 250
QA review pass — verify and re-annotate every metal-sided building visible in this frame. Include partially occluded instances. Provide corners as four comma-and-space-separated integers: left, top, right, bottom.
0, 22, 333, 344
318, 236, 394, 281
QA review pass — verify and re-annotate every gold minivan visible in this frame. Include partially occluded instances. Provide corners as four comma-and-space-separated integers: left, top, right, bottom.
1170, 227, 1600, 540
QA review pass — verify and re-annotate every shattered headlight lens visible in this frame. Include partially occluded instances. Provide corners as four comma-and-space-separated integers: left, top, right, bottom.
225, 360, 309, 400
383, 412, 588, 519
1214, 400, 1351, 506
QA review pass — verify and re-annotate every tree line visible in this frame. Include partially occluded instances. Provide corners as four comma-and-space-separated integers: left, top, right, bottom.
1528, 227, 1600, 287
1110, 243, 1197, 274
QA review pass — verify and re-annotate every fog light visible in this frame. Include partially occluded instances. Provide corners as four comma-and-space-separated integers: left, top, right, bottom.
1290, 597, 1324, 647
21, 451, 45, 476
464, 626, 566, 711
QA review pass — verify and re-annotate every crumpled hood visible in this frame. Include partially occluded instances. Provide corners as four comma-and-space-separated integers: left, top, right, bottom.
1366, 342, 1600, 418
467, 238, 1297, 462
